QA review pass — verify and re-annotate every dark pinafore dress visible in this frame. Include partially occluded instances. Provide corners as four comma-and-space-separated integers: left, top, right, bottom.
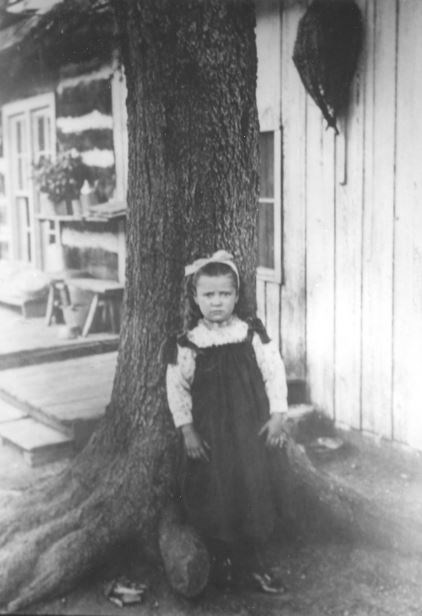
176, 319, 283, 546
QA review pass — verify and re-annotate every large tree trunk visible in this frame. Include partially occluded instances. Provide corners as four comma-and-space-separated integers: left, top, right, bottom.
0, 0, 259, 610
1, 1, 422, 612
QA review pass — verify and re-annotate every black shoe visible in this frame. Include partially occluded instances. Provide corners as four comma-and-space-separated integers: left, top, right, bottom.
251, 570, 286, 594
211, 556, 234, 589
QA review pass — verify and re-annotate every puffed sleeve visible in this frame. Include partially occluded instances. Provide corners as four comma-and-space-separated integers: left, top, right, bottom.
166, 344, 196, 428
252, 333, 288, 415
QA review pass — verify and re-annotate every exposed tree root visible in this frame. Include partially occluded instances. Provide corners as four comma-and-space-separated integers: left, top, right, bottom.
0, 422, 175, 613
284, 440, 422, 555
0, 469, 121, 612
1, 430, 421, 612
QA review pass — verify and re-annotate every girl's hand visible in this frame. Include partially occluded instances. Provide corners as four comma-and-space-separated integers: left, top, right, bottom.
258, 413, 288, 448
181, 424, 210, 461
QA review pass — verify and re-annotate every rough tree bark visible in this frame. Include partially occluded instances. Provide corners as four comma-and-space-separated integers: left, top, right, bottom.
0, 0, 260, 610
1, 0, 422, 612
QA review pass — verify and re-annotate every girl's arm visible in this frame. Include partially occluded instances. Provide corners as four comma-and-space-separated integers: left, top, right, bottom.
166, 344, 196, 428
252, 332, 289, 446
252, 333, 288, 415
166, 345, 209, 461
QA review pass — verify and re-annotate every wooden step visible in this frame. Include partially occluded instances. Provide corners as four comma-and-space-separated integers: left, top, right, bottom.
0, 352, 116, 449
0, 417, 74, 467
0, 398, 27, 423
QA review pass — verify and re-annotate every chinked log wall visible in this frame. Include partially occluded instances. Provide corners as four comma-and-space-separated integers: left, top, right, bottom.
255, 0, 422, 449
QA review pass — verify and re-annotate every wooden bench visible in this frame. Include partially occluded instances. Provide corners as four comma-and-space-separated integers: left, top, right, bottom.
68, 278, 124, 337
46, 275, 124, 337
0, 292, 47, 318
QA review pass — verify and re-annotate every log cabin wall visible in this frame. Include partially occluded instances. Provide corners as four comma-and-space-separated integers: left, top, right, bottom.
53, 64, 120, 280
56, 64, 116, 203
0, 52, 128, 278
255, 0, 422, 449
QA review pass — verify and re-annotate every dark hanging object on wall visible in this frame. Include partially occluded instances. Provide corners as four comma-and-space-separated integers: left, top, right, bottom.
292, 0, 363, 133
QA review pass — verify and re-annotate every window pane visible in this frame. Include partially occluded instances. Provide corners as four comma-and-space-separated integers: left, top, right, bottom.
259, 132, 274, 198
38, 117, 45, 152
258, 201, 274, 269
0, 202, 7, 226
0, 241, 9, 259
17, 158, 24, 190
17, 121, 22, 153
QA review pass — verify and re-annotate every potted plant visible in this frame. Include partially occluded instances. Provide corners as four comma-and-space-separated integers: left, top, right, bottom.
33, 151, 89, 216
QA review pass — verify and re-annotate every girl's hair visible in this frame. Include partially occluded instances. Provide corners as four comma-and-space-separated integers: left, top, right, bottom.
182, 261, 245, 331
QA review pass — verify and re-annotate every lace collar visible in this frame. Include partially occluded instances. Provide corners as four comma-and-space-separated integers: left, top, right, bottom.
187, 316, 248, 348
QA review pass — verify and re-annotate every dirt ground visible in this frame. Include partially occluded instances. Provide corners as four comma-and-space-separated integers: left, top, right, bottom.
1, 433, 422, 616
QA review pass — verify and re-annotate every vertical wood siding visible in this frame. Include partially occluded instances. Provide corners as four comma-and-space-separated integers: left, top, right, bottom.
334, 0, 366, 431
279, 1, 307, 379
361, 0, 396, 437
256, 0, 421, 448
393, 0, 422, 449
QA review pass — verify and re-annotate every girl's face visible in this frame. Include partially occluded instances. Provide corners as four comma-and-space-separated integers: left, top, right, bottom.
194, 274, 238, 323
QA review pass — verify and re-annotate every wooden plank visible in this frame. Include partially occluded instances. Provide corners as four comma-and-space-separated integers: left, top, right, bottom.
333, 0, 366, 430
0, 353, 117, 413
305, 99, 335, 419
393, 0, 422, 449
111, 65, 128, 202
256, 278, 266, 323
280, 1, 307, 380
0, 366, 114, 394
0, 417, 74, 467
0, 399, 27, 423
0, 418, 72, 450
43, 398, 106, 423
265, 282, 280, 348
0, 351, 118, 377
255, 0, 281, 131
0, 383, 111, 412
361, 0, 396, 438
18, 381, 112, 408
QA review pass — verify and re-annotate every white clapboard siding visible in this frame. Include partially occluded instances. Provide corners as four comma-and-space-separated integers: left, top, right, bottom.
279, 1, 307, 380
305, 99, 335, 418
361, 0, 396, 438
265, 281, 281, 349
256, 278, 266, 323
255, 0, 281, 131
333, 0, 366, 431
255, 0, 422, 448
393, 0, 422, 448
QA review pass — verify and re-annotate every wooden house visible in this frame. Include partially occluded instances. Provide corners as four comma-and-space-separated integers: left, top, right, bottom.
0, 0, 128, 283
0, 0, 421, 451
255, 0, 422, 451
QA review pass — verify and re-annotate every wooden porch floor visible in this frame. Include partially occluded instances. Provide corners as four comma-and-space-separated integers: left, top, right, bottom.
0, 306, 118, 358
0, 305, 119, 461
0, 352, 116, 427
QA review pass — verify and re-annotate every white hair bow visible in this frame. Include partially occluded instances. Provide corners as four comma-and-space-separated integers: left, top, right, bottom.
184, 250, 240, 284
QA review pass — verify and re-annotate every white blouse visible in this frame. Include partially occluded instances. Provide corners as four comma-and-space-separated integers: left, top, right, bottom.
166, 316, 288, 428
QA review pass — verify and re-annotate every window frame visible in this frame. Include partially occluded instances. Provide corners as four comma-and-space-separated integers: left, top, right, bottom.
2, 92, 55, 265
111, 63, 128, 203
257, 128, 282, 283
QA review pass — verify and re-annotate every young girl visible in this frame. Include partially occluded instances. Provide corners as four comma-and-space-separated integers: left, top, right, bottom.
166, 250, 289, 592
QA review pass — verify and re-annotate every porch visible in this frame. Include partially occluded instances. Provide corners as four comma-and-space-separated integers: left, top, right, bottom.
0, 305, 118, 465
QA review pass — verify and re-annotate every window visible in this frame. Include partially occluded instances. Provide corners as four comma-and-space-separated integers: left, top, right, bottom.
2, 93, 55, 265
257, 130, 281, 282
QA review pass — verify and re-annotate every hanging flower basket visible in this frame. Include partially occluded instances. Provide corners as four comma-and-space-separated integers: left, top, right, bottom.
292, 0, 363, 133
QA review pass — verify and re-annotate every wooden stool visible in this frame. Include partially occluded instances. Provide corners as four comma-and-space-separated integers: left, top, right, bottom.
68, 278, 124, 337
45, 270, 85, 326
45, 277, 67, 326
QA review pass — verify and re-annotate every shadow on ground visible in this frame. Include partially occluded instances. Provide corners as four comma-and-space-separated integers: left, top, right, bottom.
1, 432, 422, 616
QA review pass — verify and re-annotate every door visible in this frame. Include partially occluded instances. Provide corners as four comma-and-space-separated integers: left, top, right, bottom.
3, 93, 55, 266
